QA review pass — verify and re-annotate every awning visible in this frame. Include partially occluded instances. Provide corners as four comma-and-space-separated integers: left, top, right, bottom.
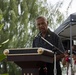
54, 13, 76, 40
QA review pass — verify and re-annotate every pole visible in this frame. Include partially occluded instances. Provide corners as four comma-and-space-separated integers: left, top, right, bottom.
70, 22, 74, 75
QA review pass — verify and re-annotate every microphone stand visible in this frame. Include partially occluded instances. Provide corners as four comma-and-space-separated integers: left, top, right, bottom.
41, 36, 63, 54
40, 36, 63, 75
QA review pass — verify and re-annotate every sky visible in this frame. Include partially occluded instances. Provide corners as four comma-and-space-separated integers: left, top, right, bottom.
47, 0, 76, 18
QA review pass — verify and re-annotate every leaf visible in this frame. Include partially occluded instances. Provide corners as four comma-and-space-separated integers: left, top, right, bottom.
0, 45, 2, 47
0, 14, 3, 20
0, 24, 4, 31
1, 39, 9, 45
1, 73, 9, 75
0, 54, 6, 62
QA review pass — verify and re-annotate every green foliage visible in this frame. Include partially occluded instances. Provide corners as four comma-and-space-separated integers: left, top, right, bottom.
0, 54, 6, 62
0, 24, 4, 31
0, 0, 65, 75
0, 0, 64, 49
1, 73, 9, 75
6, 62, 21, 75
0, 10, 4, 32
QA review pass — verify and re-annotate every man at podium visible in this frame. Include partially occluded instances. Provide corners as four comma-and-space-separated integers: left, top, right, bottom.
32, 16, 65, 75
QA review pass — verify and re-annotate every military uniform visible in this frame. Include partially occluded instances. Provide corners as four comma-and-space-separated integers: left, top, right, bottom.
32, 29, 65, 75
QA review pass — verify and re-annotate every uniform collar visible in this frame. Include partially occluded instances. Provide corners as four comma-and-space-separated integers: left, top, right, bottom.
39, 28, 52, 38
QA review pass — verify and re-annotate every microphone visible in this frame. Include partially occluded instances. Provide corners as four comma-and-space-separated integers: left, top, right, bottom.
38, 32, 41, 37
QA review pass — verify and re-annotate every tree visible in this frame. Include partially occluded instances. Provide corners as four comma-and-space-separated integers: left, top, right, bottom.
0, 0, 64, 49
0, 0, 64, 75
0, 9, 9, 75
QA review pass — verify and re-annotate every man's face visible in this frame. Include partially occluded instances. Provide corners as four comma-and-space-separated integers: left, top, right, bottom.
36, 18, 48, 33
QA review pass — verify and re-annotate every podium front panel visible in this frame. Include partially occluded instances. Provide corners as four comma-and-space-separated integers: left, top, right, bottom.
4, 48, 54, 75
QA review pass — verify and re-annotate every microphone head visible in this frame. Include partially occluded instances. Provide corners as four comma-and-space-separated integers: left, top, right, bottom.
38, 32, 41, 37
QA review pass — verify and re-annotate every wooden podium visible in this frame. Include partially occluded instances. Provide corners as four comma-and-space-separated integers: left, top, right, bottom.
4, 48, 54, 75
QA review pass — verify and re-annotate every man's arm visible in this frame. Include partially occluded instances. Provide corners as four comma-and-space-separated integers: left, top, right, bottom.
56, 53, 65, 61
